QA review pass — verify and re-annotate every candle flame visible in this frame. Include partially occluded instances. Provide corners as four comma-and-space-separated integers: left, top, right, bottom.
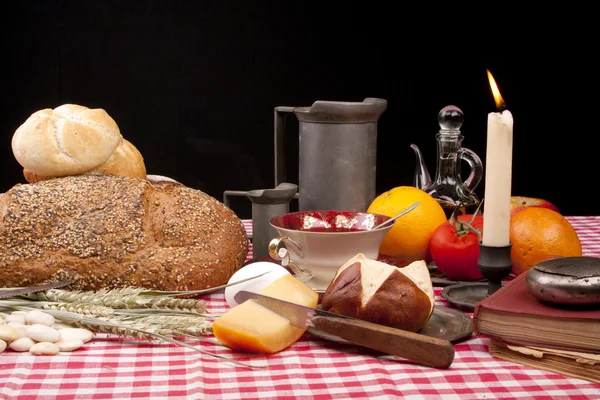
487, 69, 506, 112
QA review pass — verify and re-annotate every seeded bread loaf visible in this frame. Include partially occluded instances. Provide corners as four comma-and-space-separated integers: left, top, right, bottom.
0, 175, 248, 291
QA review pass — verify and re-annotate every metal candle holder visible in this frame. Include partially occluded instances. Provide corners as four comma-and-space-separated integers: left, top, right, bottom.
477, 241, 513, 295
440, 242, 513, 312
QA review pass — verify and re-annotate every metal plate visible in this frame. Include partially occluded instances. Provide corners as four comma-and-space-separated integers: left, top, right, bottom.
308, 305, 473, 344
440, 282, 492, 312
428, 261, 489, 287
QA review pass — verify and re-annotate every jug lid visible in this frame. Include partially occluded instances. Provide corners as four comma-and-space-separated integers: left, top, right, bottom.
245, 182, 298, 204
293, 97, 387, 124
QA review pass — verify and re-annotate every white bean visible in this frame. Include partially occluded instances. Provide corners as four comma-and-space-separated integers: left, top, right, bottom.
0, 339, 6, 353
26, 324, 61, 343
0, 325, 19, 343
29, 341, 60, 355
0, 318, 4, 325
0, 312, 9, 319
59, 328, 93, 343
56, 338, 84, 352
25, 310, 55, 327
11, 311, 28, 316
52, 322, 74, 330
7, 322, 27, 339
9, 337, 36, 352
5, 314, 25, 325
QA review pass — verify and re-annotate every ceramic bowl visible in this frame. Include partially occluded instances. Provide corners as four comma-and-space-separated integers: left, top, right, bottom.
268, 210, 394, 291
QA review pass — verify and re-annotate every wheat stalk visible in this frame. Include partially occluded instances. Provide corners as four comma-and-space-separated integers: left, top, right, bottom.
121, 314, 213, 336
0, 301, 212, 336
15, 271, 271, 313
22, 287, 208, 313
1, 303, 263, 369
52, 307, 263, 368
0, 271, 274, 368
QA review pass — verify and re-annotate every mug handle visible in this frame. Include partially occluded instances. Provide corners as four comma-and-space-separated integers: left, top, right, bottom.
268, 237, 313, 279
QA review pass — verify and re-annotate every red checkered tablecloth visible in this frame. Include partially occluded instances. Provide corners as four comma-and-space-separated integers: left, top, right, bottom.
1, 217, 599, 399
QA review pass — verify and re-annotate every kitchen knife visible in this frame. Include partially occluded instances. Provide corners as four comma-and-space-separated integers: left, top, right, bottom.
0, 281, 72, 299
234, 291, 455, 369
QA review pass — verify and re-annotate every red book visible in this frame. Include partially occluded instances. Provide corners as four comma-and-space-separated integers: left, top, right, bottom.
488, 339, 600, 384
473, 271, 600, 353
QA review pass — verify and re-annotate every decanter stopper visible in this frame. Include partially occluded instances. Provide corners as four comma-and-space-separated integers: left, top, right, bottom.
438, 105, 464, 134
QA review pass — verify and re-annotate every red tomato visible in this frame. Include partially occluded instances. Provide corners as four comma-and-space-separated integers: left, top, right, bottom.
429, 214, 484, 281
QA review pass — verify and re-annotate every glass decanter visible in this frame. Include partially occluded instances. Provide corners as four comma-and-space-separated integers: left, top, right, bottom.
411, 105, 483, 218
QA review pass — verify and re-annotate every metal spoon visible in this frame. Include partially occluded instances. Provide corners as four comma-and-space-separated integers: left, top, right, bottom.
372, 201, 420, 230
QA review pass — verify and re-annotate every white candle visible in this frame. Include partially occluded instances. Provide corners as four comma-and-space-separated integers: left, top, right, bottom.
482, 71, 513, 247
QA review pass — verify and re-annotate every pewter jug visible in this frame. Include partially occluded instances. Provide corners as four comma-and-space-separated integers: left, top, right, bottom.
274, 98, 387, 212
223, 183, 298, 260
411, 105, 483, 217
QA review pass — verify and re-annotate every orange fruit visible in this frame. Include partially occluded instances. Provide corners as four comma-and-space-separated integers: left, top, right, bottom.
367, 186, 447, 262
509, 207, 582, 276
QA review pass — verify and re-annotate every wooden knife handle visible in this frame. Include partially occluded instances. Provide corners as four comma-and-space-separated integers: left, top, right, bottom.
311, 316, 455, 369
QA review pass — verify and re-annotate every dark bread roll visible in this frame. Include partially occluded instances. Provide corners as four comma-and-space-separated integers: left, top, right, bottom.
0, 175, 248, 291
321, 253, 434, 332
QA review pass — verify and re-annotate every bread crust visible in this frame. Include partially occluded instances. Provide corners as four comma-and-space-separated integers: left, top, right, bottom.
92, 138, 146, 179
22, 139, 147, 183
321, 254, 434, 332
12, 104, 123, 177
0, 175, 248, 291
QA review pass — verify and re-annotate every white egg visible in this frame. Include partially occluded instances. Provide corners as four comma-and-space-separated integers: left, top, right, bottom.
224, 262, 291, 308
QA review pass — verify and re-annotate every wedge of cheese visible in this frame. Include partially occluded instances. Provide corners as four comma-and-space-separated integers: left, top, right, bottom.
212, 274, 319, 354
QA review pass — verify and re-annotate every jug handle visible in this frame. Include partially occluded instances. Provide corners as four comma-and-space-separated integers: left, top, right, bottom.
458, 147, 483, 193
222, 190, 248, 208
274, 106, 296, 187
222, 190, 253, 240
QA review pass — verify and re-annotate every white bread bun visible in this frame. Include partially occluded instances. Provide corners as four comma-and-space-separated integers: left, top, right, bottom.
321, 253, 434, 332
12, 104, 123, 177
92, 138, 146, 179
22, 138, 146, 183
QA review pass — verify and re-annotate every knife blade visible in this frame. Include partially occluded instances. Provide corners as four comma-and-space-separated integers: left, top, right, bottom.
0, 281, 72, 299
234, 291, 455, 369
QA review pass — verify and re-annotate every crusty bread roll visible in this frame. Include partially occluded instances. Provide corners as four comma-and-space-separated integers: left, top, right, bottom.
12, 104, 123, 177
93, 138, 146, 179
0, 175, 248, 292
22, 138, 147, 183
321, 253, 434, 332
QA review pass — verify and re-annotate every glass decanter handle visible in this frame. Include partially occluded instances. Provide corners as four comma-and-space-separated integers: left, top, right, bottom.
458, 147, 483, 193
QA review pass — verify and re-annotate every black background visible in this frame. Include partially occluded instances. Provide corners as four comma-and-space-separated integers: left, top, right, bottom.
2, 1, 598, 218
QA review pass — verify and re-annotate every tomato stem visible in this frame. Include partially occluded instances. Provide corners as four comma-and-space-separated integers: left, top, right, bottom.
449, 203, 483, 241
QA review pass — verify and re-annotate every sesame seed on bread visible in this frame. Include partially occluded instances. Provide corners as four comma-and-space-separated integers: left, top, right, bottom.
0, 174, 248, 292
